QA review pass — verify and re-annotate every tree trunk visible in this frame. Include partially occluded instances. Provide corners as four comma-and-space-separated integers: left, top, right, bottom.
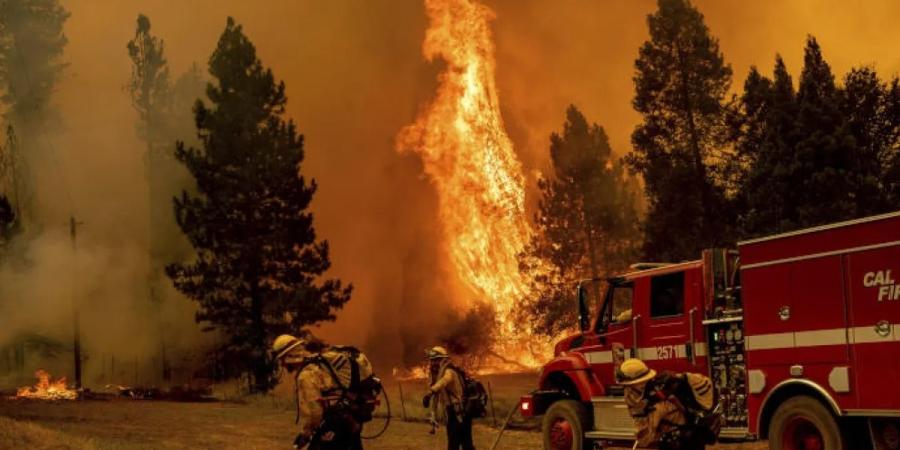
249, 286, 268, 393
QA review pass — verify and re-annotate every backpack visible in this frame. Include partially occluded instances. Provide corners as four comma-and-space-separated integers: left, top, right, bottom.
318, 346, 383, 424
647, 372, 723, 447
448, 365, 489, 419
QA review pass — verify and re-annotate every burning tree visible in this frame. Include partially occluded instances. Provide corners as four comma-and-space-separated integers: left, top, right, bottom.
519, 106, 641, 337
166, 18, 351, 392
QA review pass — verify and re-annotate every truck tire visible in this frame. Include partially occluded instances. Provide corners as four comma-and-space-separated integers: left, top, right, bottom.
768, 395, 845, 450
542, 399, 590, 450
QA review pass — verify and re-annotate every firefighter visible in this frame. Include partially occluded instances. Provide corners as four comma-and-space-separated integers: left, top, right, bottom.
619, 358, 718, 450
422, 346, 475, 450
273, 334, 364, 450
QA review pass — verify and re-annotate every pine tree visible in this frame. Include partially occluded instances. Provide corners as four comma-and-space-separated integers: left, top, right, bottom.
0, 0, 68, 131
732, 37, 900, 237
0, 0, 69, 219
166, 18, 351, 392
127, 14, 207, 383
788, 37, 862, 227
731, 57, 804, 235
840, 67, 900, 214
626, 0, 733, 261
519, 106, 640, 336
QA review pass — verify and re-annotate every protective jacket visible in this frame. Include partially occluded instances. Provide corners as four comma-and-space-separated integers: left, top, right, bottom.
293, 348, 373, 443
624, 372, 714, 449
428, 359, 465, 422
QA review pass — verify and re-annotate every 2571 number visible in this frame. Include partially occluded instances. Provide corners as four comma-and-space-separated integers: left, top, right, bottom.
656, 345, 678, 360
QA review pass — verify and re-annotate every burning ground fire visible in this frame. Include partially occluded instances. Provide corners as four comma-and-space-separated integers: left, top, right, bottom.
14, 369, 78, 401
398, 0, 548, 368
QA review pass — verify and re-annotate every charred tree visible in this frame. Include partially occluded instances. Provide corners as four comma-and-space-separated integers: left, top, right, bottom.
166, 18, 351, 393
519, 106, 641, 337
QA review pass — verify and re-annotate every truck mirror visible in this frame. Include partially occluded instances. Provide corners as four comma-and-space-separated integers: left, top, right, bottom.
577, 284, 590, 332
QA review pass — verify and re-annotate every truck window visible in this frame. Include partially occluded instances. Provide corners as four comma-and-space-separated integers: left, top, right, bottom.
610, 285, 633, 324
650, 272, 684, 318
597, 282, 634, 331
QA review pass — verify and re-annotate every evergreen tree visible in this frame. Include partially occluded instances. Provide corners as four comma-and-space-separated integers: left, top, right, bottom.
127, 14, 170, 154
840, 67, 900, 213
731, 57, 803, 235
732, 37, 900, 238
626, 0, 733, 261
0, 0, 68, 131
519, 106, 640, 337
127, 14, 207, 383
166, 18, 351, 392
0, 0, 69, 219
790, 37, 863, 226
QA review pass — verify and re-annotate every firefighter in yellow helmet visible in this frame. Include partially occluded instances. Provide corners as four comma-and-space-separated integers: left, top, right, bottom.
423, 346, 475, 450
273, 334, 366, 450
619, 358, 720, 450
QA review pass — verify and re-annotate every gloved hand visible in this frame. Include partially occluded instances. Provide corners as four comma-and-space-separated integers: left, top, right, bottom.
422, 392, 433, 408
293, 433, 310, 449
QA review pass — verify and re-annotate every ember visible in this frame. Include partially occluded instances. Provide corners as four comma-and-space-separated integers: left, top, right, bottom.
15, 370, 78, 401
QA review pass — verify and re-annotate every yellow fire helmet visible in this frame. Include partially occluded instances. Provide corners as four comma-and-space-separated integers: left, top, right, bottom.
272, 334, 306, 360
617, 358, 657, 386
425, 346, 449, 360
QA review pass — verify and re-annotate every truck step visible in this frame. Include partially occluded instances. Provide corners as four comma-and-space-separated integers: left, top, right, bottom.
590, 396, 635, 440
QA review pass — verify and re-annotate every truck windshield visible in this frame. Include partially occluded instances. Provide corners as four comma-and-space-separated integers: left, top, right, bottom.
598, 281, 634, 331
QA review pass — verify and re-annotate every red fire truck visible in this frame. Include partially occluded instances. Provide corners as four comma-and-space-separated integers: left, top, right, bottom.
520, 211, 900, 450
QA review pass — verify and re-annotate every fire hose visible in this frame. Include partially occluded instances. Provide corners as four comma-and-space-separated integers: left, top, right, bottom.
489, 399, 521, 450
361, 385, 391, 440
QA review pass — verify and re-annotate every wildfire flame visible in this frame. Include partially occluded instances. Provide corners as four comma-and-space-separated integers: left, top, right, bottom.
15, 369, 78, 400
398, 0, 545, 367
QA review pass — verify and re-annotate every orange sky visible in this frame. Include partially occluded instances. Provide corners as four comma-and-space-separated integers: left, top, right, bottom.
51, 0, 900, 350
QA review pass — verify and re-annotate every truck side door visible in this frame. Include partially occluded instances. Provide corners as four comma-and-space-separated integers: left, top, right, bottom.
580, 281, 636, 388
846, 244, 900, 410
639, 270, 704, 374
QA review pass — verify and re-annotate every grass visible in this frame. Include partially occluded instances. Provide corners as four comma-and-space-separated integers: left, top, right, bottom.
0, 372, 766, 449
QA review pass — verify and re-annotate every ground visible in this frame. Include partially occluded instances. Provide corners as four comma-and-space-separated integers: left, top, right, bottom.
0, 372, 766, 450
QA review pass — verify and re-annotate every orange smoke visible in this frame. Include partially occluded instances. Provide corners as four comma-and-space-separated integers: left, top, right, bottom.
397, 0, 540, 364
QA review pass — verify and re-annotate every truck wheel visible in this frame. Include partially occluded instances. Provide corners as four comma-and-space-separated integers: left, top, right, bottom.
768, 395, 845, 450
542, 399, 589, 450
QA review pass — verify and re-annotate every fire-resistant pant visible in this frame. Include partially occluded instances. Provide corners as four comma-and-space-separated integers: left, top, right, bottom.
446, 406, 475, 450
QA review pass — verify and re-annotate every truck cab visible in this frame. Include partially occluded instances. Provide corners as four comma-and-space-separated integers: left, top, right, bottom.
523, 255, 743, 450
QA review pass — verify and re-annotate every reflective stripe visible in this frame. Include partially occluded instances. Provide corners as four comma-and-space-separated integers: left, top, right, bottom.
795, 328, 848, 347
746, 324, 898, 351
584, 351, 613, 364
582, 343, 707, 364
746, 332, 795, 350
850, 324, 897, 343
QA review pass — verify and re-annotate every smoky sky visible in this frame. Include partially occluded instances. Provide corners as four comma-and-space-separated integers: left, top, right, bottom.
17, 0, 900, 369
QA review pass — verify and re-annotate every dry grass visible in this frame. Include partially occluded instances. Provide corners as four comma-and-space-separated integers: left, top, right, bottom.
0, 372, 766, 450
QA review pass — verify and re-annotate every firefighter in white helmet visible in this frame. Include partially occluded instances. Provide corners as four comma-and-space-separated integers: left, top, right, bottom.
423, 346, 475, 450
619, 358, 720, 450
273, 334, 368, 450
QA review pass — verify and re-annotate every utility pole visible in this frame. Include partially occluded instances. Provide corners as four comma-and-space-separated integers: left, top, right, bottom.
70, 215, 84, 390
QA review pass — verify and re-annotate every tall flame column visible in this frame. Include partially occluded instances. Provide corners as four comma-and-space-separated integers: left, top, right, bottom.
398, 0, 531, 342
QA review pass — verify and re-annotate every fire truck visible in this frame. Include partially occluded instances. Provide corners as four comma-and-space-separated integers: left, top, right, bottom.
520, 211, 900, 450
